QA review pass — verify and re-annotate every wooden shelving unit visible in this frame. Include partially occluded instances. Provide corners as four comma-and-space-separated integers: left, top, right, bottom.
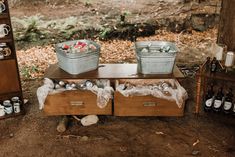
195, 60, 235, 113
0, 0, 24, 119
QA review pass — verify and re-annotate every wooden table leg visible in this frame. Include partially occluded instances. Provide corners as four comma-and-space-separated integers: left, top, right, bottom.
195, 74, 202, 114
57, 116, 69, 133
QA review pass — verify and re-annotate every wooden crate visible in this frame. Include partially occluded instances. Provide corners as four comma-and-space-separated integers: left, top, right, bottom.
114, 80, 185, 116
44, 90, 112, 116
114, 92, 185, 116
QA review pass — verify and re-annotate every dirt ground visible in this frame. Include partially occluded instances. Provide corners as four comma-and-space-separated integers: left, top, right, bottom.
0, 79, 235, 157
0, 0, 235, 157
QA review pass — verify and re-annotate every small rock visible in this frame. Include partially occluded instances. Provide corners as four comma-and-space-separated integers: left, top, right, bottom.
81, 136, 89, 141
119, 146, 127, 152
10, 133, 14, 138
155, 131, 164, 135
192, 150, 200, 156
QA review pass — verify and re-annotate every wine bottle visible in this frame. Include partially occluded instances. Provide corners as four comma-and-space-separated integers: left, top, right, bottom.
210, 57, 218, 73
204, 84, 214, 112
222, 88, 233, 114
212, 87, 224, 112
232, 103, 235, 116
205, 57, 211, 71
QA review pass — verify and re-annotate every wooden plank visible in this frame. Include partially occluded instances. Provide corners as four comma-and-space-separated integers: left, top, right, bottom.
44, 64, 184, 79
114, 92, 184, 116
44, 90, 112, 116
0, 91, 23, 100
201, 71, 235, 82
0, 112, 24, 120
0, 60, 21, 94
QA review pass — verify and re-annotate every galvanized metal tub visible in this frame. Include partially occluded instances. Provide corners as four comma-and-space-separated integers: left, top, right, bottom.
135, 41, 179, 74
55, 40, 100, 75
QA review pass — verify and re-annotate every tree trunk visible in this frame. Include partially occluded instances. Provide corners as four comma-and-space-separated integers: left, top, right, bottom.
218, 0, 235, 51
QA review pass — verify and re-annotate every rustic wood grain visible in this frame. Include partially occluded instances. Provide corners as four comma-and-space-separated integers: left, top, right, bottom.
44, 64, 184, 79
0, 60, 20, 94
114, 92, 185, 116
44, 90, 112, 116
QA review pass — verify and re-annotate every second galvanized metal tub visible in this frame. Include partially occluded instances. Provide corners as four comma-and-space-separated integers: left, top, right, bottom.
135, 41, 179, 74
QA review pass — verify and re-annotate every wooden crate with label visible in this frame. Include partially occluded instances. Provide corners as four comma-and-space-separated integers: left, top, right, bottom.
114, 79, 186, 116
43, 64, 185, 116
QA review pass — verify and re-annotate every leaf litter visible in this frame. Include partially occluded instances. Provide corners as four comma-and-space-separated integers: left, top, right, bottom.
17, 28, 217, 79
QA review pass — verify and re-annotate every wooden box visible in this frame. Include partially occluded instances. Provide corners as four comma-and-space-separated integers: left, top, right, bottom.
114, 80, 185, 116
44, 90, 112, 116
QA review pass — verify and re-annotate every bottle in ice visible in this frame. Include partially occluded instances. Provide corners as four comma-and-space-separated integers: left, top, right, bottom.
204, 84, 214, 112
212, 87, 224, 112
222, 88, 233, 114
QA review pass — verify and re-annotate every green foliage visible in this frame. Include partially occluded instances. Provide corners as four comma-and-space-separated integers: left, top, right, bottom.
80, 0, 93, 7
99, 27, 111, 40
21, 65, 39, 78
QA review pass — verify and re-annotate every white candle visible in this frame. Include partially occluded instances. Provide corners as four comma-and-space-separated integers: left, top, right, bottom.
215, 45, 223, 61
0, 53, 4, 59
225, 51, 234, 67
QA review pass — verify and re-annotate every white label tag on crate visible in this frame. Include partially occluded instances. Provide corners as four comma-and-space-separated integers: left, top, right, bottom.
143, 102, 156, 107
70, 101, 84, 106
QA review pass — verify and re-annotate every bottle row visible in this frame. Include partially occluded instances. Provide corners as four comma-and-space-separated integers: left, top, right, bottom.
0, 96, 22, 117
204, 85, 235, 115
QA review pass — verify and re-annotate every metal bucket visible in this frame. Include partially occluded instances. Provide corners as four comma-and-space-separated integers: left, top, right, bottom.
135, 41, 179, 74
55, 40, 100, 75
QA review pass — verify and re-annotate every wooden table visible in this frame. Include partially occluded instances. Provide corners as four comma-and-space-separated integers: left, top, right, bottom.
44, 63, 186, 116
44, 64, 184, 79
44, 64, 186, 131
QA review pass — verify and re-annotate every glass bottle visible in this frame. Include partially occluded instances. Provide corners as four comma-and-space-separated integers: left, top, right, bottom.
205, 57, 211, 71
232, 103, 235, 116
204, 84, 214, 112
222, 88, 233, 114
212, 87, 224, 112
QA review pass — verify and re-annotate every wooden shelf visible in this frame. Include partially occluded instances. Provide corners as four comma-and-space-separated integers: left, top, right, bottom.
195, 60, 235, 114
0, 37, 12, 43
200, 70, 235, 82
0, 56, 15, 61
0, 13, 8, 19
0, 91, 22, 98
44, 64, 185, 79
0, 110, 25, 120
0, 1, 23, 120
